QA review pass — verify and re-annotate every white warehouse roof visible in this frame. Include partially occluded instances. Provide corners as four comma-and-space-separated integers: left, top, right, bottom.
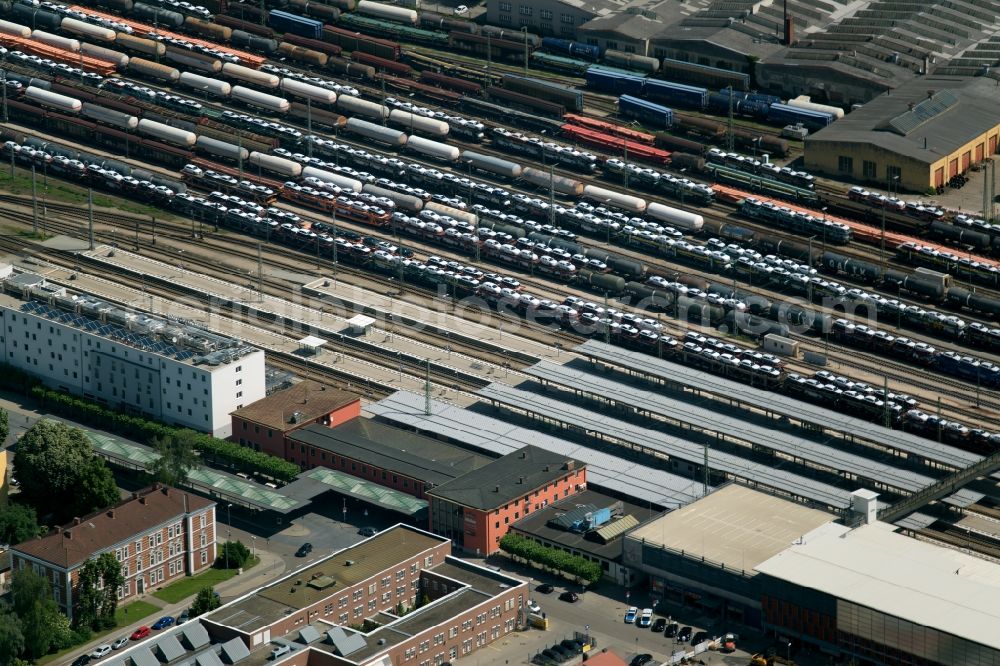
755, 521, 1000, 650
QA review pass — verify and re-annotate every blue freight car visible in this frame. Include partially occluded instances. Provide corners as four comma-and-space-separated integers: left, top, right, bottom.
541, 37, 601, 60
268, 9, 324, 39
619, 95, 672, 128
767, 102, 834, 132
585, 68, 645, 96
644, 79, 708, 109
588, 64, 649, 79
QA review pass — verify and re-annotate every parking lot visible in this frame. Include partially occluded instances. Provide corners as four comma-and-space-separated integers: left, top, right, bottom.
463, 558, 767, 666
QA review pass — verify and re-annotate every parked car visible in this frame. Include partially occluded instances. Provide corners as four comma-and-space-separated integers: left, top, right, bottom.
559, 639, 583, 654
652, 618, 667, 633
541, 649, 563, 663
638, 608, 653, 628
358, 527, 379, 537
664, 623, 679, 638
677, 626, 693, 642
295, 542, 313, 557
89, 645, 112, 659
177, 609, 190, 625
151, 616, 175, 630
691, 632, 709, 646
130, 626, 151, 641
536, 583, 554, 594
71, 656, 91, 666
624, 606, 638, 623
111, 636, 129, 650
527, 599, 542, 614
558, 591, 579, 603
629, 654, 653, 666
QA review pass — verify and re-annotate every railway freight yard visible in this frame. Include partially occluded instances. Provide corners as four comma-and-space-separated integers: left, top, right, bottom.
4, 0, 1000, 665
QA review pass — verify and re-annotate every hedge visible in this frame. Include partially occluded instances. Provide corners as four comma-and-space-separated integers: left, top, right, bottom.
499, 533, 602, 584
0, 363, 299, 481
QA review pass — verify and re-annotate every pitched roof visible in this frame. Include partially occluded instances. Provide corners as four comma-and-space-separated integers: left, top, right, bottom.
427, 446, 583, 510
231, 380, 357, 432
13, 485, 214, 569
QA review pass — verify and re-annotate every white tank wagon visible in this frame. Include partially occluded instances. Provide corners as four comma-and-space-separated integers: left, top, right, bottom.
356, 0, 417, 24
280, 78, 337, 105
0, 20, 31, 38
195, 135, 248, 162
61, 17, 116, 42
81, 103, 139, 130
424, 201, 477, 226
788, 95, 845, 120
461, 150, 522, 179
362, 183, 423, 212
646, 202, 704, 232
303, 166, 363, 193
406, 135, 459, 162
388, 109, 449, 138
222, 62, 279, 89
248, 152, 303, 178
178, 72, 231, 97
522, 167, 583, 197
136, 119, 196, 147
344, 117, 407, 146
31, 29, 79, 52
80, 43, 129, 68
231, 86, 290, 113
582, 184, 647, 214
336, 95, 389, 121
24, 86, 82, 113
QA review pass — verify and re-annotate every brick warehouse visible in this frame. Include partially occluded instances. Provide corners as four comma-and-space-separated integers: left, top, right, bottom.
202, 525, 528, 665
11, 485, 216, 621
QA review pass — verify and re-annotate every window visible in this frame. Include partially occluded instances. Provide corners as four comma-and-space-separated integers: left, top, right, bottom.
518, 4, 532, 15
862, 160, 876, 178
560, 13, 574, 24
201, 550, 208, 564
540, 8, 552, 18
498, 1, 511, 10
838, 155, 854, 174
886, 165, 901, 182
498, 13, 511, 24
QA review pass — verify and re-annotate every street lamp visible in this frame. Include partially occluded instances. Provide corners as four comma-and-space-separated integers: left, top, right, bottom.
250, 535, 257, 559
225, 503, 233, 569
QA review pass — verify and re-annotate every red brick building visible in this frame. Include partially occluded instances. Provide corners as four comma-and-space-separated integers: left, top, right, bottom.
427, 446, 586, 555
231, 380, 360, 457
11, 485, 216, 621
201, 524, 529, 666
285, 420, 491, 498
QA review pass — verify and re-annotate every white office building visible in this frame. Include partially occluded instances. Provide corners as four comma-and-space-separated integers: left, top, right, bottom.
0, 270, 264, 438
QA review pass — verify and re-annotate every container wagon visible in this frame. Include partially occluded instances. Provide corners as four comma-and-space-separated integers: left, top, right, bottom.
618, 95, 673, 128
268, 9, 324, 39
644, 79, 708, 109
767, 103, 834, 132
502, 74, 582, 113
585, 68, 645, 96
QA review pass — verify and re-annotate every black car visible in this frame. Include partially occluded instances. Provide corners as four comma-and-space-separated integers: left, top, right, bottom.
559, 639, 583, 654
536, 583, 555, 594
652, 618, 667, 633
295, 542, 313, 557
664, 623, 679, 638
558, 591, 579, 603
691, 632, 709, 646
551, 645, 573, 660
71, 656, 91, 666
629, 654, 653, 666
542, 649, 564, 663
358, 527, 379, 537
677, 626, 693, 642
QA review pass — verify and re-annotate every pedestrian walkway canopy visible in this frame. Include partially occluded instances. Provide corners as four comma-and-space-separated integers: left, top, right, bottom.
347, 314, 376, 335
298, 334, 326, 355
303, 467, 429, 517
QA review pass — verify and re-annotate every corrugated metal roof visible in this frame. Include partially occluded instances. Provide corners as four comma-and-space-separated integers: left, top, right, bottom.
894, 512, 938, 530
755, 521, 1000, 650
595, 514, 640, 542
302, 468, 428, 516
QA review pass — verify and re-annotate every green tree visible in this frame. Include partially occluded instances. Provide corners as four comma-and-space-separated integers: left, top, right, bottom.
148, 430, 201, 487
0, 408, 8, 448
217, 540, 251, 569
74, 553, 125, 630
10, 567, 62, 659
0, 606, 24, 665
190, 586, 221, 617
15, 421, 120, 523
0, 502, 42, 545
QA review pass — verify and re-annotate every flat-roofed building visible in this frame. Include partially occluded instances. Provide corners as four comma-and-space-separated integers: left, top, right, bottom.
427, 446, 586, 556
755, 520, 1000, 664
0, 270, 263, 438
231, 381, 360, 457
202, 524, 528, 665
509, 489, 658, 585
623, 484, 835, 625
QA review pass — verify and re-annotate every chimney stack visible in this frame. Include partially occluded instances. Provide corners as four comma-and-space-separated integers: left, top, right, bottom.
107, 510, 115, 519
73, 517, 82, 525
494, 485, 500, 493
783, 0, 794, 45
518, 476, 524, 484
64, 530, 72, 539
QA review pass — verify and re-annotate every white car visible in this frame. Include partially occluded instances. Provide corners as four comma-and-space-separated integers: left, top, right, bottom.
638, 608, 653, 627
454, 4, 469, 13
90, 644, 113, 659
527, 599, 542, 614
